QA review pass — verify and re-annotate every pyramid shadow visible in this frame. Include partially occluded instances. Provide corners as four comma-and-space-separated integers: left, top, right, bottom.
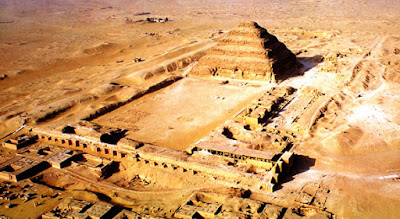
297, 55, 324, 73
274, 55, 323, 82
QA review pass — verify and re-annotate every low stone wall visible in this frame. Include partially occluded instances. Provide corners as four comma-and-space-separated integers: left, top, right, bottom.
29, 128, 292, 192
32, 128, 134, 161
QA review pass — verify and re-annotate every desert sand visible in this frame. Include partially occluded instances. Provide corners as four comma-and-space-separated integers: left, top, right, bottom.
1, 0, 400, 218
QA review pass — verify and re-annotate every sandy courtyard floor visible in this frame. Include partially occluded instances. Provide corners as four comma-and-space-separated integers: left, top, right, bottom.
94, 78, 269, 150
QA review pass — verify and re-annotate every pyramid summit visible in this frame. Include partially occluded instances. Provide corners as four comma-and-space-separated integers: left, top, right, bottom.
191, 21, 298, 82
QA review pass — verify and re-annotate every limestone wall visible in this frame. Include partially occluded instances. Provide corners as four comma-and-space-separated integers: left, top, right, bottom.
29, 127, 290, 192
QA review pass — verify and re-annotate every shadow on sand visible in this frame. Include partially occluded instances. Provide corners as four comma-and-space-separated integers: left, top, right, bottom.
275, 55, 323, 82
274, 154, 316, 191
297, 55, 324, 72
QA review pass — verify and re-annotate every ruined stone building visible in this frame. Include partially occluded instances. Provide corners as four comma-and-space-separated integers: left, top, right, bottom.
190, 21, 298, 82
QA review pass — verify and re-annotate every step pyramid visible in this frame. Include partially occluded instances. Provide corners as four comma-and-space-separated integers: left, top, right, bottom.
190, 21, 298, 82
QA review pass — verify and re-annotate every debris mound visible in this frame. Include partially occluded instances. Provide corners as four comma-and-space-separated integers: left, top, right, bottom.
191, 21, 297, 82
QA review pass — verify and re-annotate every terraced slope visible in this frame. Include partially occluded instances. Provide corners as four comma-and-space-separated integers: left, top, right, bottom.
190, 21, 298, 82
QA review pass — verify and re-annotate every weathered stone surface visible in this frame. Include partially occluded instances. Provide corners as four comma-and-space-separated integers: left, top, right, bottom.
191, 21, 297, 82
